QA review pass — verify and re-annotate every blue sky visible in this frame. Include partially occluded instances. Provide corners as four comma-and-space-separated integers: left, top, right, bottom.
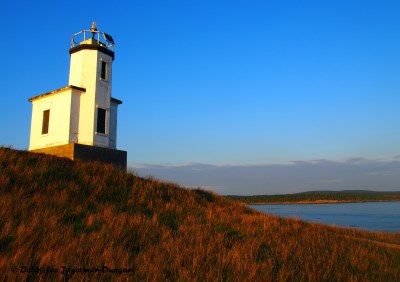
1, 1, 400, 194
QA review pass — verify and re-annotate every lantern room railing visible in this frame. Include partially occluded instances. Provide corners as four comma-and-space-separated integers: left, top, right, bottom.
71, 22, 114, 51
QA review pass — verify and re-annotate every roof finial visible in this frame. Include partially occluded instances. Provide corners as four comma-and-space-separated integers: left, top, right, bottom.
91, 22, 98, 32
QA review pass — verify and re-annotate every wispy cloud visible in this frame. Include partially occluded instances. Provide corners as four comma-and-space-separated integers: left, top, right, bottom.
368, 170, 400, 176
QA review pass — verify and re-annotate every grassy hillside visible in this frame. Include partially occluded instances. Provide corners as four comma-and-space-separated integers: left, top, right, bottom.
227, 191, 400, 204
0, 147, 399, 281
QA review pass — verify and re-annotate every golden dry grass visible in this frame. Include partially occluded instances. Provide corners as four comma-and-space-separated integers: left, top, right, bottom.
0, 147, 399, 281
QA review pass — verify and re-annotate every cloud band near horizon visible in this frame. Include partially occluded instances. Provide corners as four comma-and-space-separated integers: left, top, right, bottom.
131, 157, 400, 195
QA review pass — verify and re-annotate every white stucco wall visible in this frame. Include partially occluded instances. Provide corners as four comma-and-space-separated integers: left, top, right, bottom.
70, 92, 81, 143
29, 89, 83, 150
29, 44, 119, 151
69, 49, 97, 145
69, 48, 113, 147
109, 101, 118, 149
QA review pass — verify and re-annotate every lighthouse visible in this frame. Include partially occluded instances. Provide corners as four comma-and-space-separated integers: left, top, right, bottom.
28, 23, 127, 169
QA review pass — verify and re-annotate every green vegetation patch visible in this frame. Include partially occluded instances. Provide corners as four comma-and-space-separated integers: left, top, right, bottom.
227, 190, 400, 203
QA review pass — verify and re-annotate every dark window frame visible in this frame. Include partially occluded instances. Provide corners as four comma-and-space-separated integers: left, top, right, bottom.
96, 108, 106, 134
101, 61, 107, 80
42, 109, 50, 134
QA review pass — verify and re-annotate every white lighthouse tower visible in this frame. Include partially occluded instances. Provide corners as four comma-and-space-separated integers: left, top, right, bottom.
28, 23, 127, 169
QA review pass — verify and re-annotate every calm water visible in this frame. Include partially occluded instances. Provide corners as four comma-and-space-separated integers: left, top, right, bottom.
250, 202, 400, 232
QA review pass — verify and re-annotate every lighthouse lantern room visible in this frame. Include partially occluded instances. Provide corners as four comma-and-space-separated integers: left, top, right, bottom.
28, 23, 127, 169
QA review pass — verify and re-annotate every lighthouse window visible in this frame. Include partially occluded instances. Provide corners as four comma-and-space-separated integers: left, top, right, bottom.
42, 110, 50, 134
101, 61, 107, 80
97, 108, 106, 134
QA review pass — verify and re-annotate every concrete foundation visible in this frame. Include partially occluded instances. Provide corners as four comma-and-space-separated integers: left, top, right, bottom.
30, 143, 127, 170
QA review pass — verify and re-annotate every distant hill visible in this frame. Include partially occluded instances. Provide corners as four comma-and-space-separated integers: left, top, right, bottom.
303, 190, 381, 194
0, 147, 399, 280
226, 190, 400, 204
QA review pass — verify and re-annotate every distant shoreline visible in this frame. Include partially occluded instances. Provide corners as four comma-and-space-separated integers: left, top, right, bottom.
248, 199, 400, 205
226, 191, 400, 205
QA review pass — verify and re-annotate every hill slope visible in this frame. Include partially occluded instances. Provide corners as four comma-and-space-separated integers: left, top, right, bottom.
0, 147, 399, 281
